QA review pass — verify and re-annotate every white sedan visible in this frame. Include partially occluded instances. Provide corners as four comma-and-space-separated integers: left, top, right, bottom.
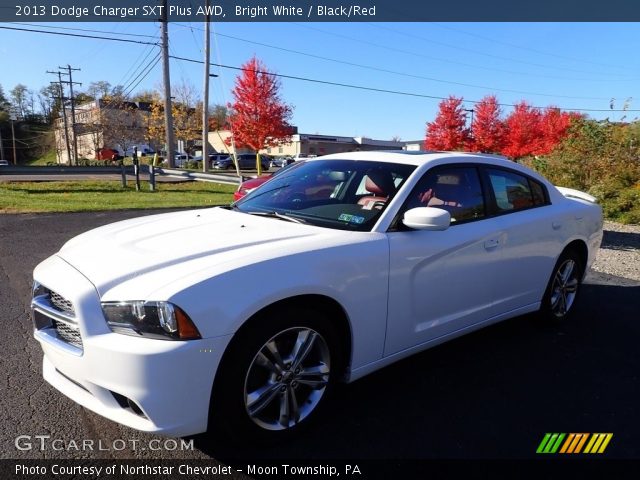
31, 151, 603, 442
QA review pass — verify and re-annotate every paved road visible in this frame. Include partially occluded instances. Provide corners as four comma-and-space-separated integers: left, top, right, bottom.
1, 210, 638, 462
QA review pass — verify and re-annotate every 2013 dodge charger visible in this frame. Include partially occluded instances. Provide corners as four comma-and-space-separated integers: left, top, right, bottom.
31, 151, 603, 442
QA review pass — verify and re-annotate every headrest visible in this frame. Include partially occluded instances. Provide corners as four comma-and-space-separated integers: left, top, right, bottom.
365, 170, 394, 196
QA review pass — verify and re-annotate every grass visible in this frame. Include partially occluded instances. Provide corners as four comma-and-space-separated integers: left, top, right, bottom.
27, 150, 58, 166
0, 180, 236, 213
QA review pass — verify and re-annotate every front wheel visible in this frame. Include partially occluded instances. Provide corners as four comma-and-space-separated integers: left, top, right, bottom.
540, 249, 584, 321
210, 307, 339, 443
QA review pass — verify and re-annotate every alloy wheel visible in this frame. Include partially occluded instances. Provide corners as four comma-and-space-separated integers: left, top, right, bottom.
550, 259, 579, 318
244, 327, 331, 431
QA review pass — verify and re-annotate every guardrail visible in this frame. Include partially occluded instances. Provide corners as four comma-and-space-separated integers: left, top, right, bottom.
154, 167, 241, 185
0, 165, 134, 175
0, 165, 243, 189
0, 165, 135, 187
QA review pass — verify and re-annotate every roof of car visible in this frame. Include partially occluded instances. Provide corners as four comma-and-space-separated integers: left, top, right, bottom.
314, 150, 513, 168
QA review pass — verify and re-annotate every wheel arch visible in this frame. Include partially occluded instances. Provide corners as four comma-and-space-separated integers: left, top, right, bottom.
214, 294, 353, 387
562, 239, 589, 279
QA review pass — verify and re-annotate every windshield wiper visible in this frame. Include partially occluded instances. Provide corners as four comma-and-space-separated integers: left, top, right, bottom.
244, 211, 306, 224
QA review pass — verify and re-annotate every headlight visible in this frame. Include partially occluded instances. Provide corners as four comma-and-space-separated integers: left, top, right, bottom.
102, 301, 201, 340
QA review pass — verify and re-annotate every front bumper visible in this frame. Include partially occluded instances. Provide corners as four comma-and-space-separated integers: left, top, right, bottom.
32, 255, 232, 437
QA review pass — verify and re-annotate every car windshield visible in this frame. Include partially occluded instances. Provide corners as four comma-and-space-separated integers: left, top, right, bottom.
234, 159, 415, 231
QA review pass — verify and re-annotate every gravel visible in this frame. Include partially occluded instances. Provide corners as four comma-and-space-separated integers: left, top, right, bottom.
590, 221, 640, 282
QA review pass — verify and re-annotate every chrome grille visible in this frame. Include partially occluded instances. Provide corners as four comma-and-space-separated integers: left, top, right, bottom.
49, 290, 75, 316
53, 320, 83, 349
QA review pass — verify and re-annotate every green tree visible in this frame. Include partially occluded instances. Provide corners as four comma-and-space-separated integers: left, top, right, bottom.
0, 84, 10, 123
87, 81, 112, 100
10, 83, 30, 118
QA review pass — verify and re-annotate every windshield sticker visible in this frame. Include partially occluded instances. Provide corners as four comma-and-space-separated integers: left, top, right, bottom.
338, 213, 365, 224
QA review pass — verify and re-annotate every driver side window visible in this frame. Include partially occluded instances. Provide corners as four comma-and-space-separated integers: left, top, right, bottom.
403, 166, 486, 224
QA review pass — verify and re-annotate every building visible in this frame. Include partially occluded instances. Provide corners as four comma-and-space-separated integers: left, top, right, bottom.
207, 130, 408, 157
53, 99, 153, 164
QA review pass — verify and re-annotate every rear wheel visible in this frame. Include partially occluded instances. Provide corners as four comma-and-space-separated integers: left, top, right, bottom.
210, 307, 339, 443
540, 249, 584, 321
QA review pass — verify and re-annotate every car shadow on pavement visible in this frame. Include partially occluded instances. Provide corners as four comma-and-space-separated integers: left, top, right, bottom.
601, 229, 640, 251
191, 279, 640, 461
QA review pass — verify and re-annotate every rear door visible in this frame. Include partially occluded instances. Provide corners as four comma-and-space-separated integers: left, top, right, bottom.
480, 167, 563, 313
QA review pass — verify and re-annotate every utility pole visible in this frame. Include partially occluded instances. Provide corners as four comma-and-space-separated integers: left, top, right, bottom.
464, 108, 475, 129
160, 0, 176, 168
60, 65, 81, 165
202, 1, 210, 172
9, 109, 17, 165
47, 71, 72, 165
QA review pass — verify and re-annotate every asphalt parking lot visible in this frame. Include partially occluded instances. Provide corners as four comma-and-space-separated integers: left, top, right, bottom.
1, 209, 638, 463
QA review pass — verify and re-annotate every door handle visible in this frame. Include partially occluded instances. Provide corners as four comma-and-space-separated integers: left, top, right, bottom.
552, 221, 562, 230
484, 238, 500, 250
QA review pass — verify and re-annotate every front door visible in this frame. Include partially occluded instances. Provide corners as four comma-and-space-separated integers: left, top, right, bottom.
384, 165, 503, 355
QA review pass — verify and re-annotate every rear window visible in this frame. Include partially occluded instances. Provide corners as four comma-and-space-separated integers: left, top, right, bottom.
529, 178, 548, 206
487, 169, 534, 212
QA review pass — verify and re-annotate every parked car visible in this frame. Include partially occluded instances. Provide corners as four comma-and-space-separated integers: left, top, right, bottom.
174, 153, 193, 167
270, 156, 295, 168
0, 159, 9, 166
124, 145, 155, 157
213, 153, 270, 171
95, 148, 122, 161
293, 153, 317, 162
233, 161, 304, 201
31, 151, 602, 442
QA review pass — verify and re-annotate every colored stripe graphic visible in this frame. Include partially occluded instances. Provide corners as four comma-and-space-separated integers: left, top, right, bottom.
537, 433, 565, 453
559, 433, 575, 453
538, 433, 613, 454
584, 433, 614, 454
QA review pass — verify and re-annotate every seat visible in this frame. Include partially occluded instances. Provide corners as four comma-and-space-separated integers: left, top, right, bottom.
358, 170, 395, 210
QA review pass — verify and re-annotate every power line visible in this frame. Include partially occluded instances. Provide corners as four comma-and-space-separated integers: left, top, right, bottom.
432, 23, 630, 71
0, 25, 160, 46
294, 23, 636, 80
124, 56, 162, 97
365, 23, 634, 78
11, 22, 159, 39
122, 52, 161, 94
169, 54, 640, 113
117, 28, 160, 88
3, 23, 636, 113
173, 23, 614, 101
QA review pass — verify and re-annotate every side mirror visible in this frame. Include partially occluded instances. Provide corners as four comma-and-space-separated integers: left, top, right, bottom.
402, 207, 451, 231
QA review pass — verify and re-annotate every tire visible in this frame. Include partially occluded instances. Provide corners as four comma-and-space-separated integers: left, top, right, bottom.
539, 249, 584, 322
210, 306, 340, 443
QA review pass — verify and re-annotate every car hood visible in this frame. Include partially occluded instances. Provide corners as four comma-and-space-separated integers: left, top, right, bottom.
57, 207, 338, 299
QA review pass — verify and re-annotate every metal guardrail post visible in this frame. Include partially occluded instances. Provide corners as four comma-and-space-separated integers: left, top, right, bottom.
149, 164, 156, 192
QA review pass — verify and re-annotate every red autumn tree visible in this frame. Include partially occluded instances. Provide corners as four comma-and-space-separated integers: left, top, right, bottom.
228, 56, 293, 174
470, 95, 505, 153
501, 101, 543, 159
537, 107, 581, 155
425, 96, 470, 151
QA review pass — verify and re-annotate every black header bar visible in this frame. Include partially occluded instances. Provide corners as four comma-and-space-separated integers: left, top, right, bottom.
2, 0, 640, 22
